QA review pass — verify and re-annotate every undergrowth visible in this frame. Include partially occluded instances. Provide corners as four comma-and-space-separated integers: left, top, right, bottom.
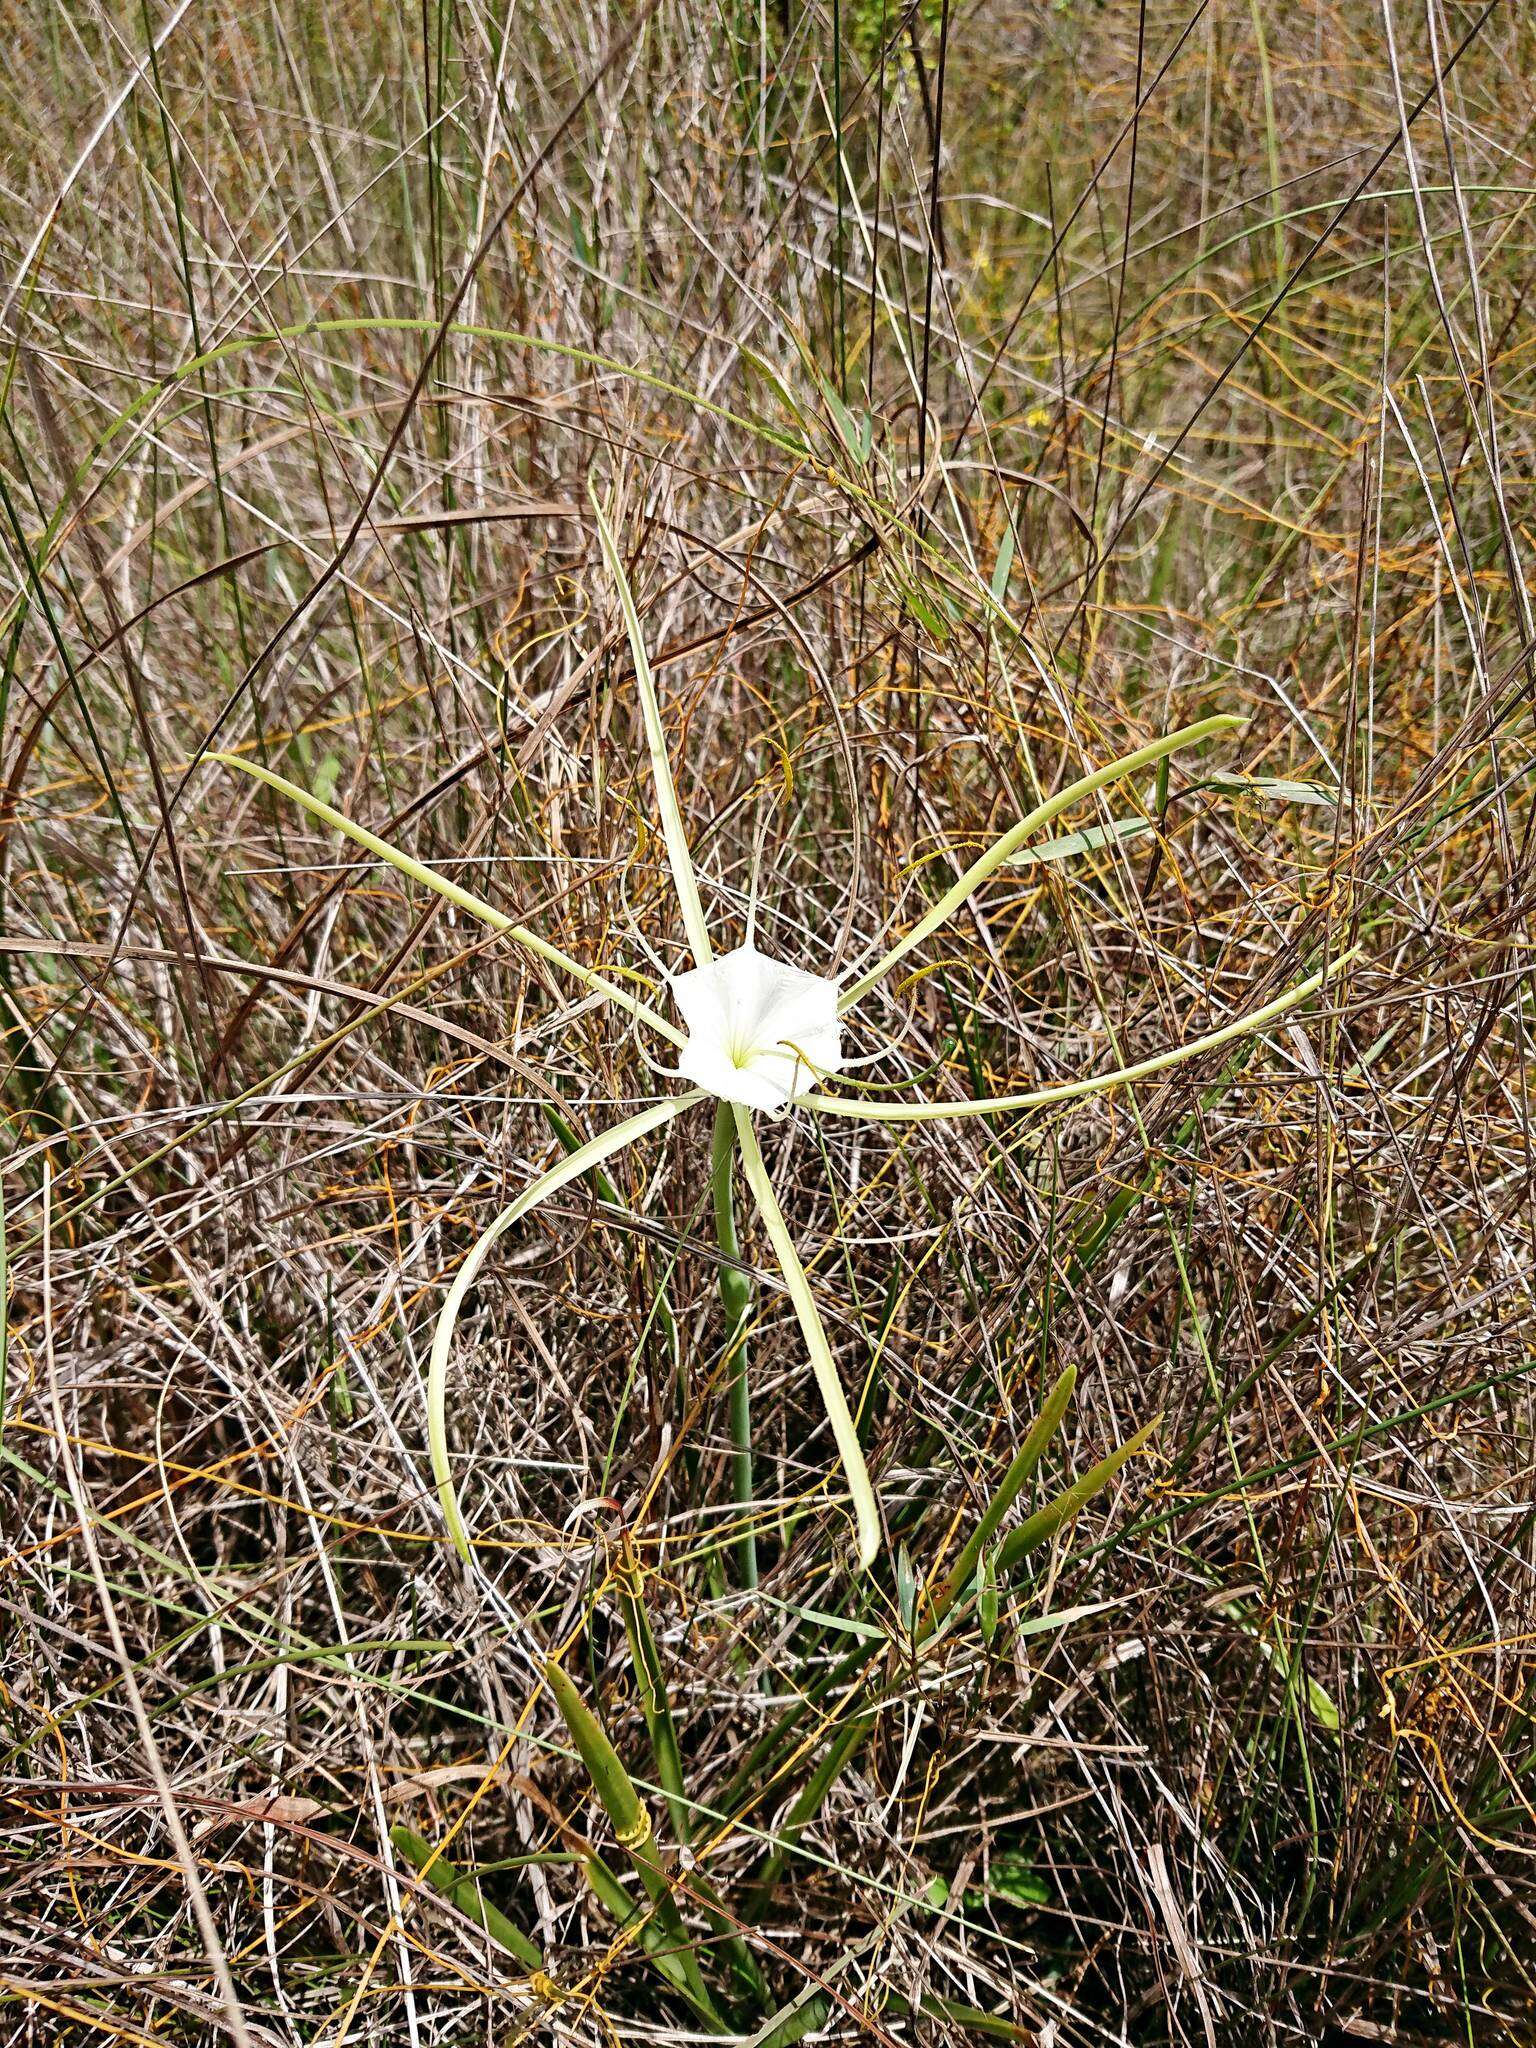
2, 2, 1534, 2043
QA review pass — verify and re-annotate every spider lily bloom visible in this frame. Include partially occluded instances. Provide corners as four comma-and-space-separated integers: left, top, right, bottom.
671, 946, 844, 1111
216, 489, 1356, 1574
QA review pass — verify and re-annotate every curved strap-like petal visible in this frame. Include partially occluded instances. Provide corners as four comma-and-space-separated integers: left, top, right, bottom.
732, 1105, 881, 1570
590, 487, 714, 968
216, 751, 683, 1045
429, 1092, 703, 1557
805, 951, 1357, 1122
839, 714, 1243, 1012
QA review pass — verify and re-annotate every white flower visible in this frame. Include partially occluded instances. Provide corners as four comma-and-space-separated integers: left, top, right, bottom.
223, 487, 1350, 1582
671, 943, 844, 1111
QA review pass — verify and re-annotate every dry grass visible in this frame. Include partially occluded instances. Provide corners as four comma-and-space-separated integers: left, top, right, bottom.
3, 1, 1535, 2042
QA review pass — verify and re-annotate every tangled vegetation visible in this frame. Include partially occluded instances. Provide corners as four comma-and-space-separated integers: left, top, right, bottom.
2, 3, 1534, 2043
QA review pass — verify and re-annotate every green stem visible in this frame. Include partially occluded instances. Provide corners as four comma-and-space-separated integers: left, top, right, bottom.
711, 1100, 758, 1590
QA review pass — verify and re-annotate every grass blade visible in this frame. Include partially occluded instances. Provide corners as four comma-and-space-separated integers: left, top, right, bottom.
389, 1824, 543, 1970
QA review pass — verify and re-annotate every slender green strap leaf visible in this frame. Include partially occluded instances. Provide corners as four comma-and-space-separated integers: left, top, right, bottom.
839, 714, 1243, 1008
215, 751, 684, 1045
749, 1992, 835, 2046
613, 1542, 691, 1845
1199, 770, 1339, 806
576, 1847, 730, 2028
544, 1658, 652, 1850
931, 1364, 1077, 1623
610, 1553, 772, 2003
590, 488, 714, 966
545, 1658, 727, 2027
997, 1414, 1161, 1571
909, 1992, 1033, 2040
429, 1093, 701, 1557
389, 1824, 543, 1970
808, 948, 1359, 1122
732, 1106, 881, 1569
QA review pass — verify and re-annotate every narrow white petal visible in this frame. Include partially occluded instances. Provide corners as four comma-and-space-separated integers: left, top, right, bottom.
733, 1106, 881, 1569
215, 752, 684, 1045
839, 716, 1244, 1012
429, 1093, 702, 1556
590, 489, 714, 967
804, 953, 1356, 1121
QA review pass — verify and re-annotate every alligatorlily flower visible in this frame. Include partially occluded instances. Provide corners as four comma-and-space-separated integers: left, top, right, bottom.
218, 489, 1353, 1571
670, 946, 844, 1110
